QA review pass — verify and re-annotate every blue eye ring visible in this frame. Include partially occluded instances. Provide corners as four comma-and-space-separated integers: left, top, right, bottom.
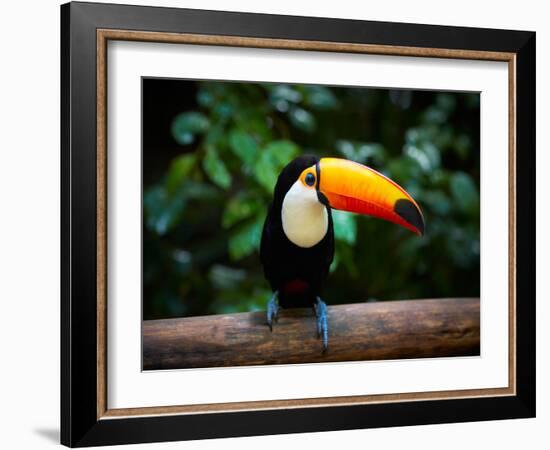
305, 172, 316, 186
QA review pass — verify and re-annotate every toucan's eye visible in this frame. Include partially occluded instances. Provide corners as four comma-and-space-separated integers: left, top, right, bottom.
305, 172, 316, 186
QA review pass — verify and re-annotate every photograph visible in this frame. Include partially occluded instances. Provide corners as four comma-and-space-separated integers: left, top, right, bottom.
57, 2, 536, 446
141, 78, 481, 370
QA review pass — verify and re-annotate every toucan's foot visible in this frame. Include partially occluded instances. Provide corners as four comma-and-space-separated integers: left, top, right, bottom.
314, 297, 329, 352
266, 291, 279, 331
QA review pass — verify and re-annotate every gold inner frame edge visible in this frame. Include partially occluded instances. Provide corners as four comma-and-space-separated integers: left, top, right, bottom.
96, 29, 517, 420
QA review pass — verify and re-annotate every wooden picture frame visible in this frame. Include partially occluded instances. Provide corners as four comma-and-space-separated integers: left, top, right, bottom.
61, 1, 535, 446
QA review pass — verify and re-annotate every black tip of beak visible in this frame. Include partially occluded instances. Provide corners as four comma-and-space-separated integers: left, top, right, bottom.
394, 199, 425, 236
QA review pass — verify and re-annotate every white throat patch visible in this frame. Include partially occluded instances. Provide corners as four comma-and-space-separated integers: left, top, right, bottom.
281, 180, 328, 248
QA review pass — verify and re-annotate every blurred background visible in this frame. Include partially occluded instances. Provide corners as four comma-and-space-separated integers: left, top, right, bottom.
142, 79, 480, 320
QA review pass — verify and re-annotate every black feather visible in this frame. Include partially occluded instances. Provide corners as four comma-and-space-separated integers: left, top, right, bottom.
260, 155, 334, 308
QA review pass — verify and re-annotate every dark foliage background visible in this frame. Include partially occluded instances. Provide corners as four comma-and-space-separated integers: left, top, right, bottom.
143, 79, 480, 320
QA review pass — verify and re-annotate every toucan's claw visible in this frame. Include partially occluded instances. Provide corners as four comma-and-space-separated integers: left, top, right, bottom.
315, 297, 329, 352
266, 291, 279, 332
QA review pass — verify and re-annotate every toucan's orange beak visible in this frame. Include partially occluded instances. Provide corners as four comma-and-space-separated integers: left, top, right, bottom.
317, 157, 424, 235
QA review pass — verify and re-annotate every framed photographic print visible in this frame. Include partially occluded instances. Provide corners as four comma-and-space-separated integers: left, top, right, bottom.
61, 1, 536, 447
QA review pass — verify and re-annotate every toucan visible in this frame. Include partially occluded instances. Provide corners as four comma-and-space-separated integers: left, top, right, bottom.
260, 155, 424, 351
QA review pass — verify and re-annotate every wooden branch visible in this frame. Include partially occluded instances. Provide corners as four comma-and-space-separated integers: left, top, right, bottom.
143, 298, 479, 370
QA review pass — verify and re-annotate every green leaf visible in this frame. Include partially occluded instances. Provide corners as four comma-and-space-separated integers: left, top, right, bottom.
332, 210, 357, 245
453, 134, 471, 160
423, 106, 447, 125
197, 88, 214, 107
202, 145, 232, 189
143, 186, 186, 235
213, 102, 234, 120
436, 93, 457, 113
253, 157, 278, 192
422, 190, 452, 216
253, 140, 300, 192
404, 140, 441, 173
171, 249, 192, 276
303, 85, 338, 110
166, 154, 196, 192
336, 140, 386, 165
228, 130, 258, 166
450, 172, 479, 213
269, 85, 302, 112
222, 194, 261, 228
387, 155, 423, 181
228, 216, 264, 260
288, 106, 316, 133
209, 264, 247, 289
171, 112, 210, 145
204, 125, 225, 147
265, 140, 300, 164
177, 180, 218, 200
